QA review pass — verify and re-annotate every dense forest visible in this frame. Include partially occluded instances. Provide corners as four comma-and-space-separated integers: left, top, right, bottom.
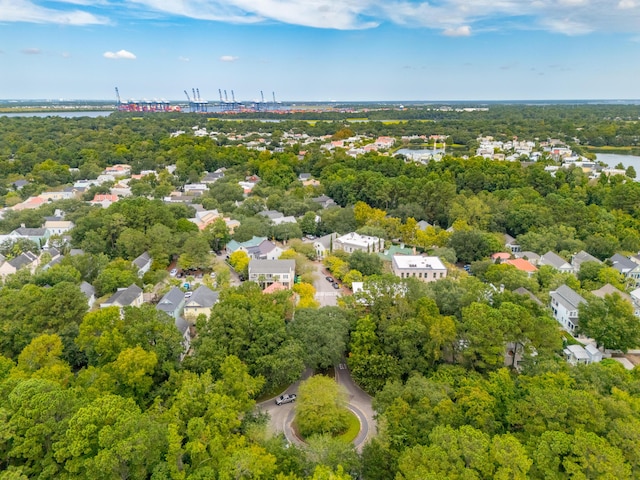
1, 107, 640, 478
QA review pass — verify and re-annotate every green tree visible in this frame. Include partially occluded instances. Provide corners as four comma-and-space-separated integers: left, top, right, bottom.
54, 394, 165, 479
229, 250, 250, 278
204, 218, 231, 252
115, 227, 148, 260
578, 293, 640, 351
288, 307, 351, 371
295, 376, 350, 438
4, 378, 79, 478
178, 234, 212, 271
347, 250, 383, 276
93, 258, 140, 297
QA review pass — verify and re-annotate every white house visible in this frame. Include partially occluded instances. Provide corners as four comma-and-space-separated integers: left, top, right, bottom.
248, 259, 296, 289
391, 255, 447, 283
564, 344, 602, 365
313, 233, 339, 259
550, 284, 586, 332
334, 232, 383, 254
132, 251, 152, 278
183, 285, 220, 323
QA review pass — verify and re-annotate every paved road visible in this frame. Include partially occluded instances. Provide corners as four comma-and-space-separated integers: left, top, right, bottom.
335, 363, 377, 451
257, 364, 377, 452
257, 369, 313, 446
312, 261, 340, 307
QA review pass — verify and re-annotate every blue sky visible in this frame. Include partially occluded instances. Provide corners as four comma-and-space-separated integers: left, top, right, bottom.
1, 0, 639, 101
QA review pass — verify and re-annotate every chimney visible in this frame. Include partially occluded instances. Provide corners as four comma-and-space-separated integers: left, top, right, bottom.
20, 223, 25, 229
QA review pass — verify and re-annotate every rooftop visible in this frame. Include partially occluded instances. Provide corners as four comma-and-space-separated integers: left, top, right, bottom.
186, 285, 219, 308
392, 255, 446, 270
249, 259, 296, 274
551, 284, 586, 311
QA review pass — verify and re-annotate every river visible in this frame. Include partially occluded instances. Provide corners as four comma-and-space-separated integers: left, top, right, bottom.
596, 153, 640, 173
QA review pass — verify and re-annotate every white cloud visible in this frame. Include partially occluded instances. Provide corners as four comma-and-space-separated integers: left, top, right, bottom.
130, 0, 378, 29
0, 0, 107, 25
382, 0, 640, 35
443, 25, 471, 36
21, 47, 41, 54
219, 55, 239, 62
103, 49, 137, 60
178, 56, 190, 62
5, 0, 639, 35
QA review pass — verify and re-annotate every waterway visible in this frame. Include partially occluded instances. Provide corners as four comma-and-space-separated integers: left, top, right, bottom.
596, 153, 640, 173
0, 111, 113, 118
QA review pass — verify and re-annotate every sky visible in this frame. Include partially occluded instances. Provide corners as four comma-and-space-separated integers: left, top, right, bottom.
1, 0, 639, 101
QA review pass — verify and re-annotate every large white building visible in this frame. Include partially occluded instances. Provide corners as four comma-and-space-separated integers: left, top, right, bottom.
333, 232, 383, 254
391, 255, 447, 283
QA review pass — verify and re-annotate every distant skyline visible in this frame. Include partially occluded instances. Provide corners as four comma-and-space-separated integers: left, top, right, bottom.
1, 1, 639, 101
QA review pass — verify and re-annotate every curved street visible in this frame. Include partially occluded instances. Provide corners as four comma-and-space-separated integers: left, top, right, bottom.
257, 364, 377, 452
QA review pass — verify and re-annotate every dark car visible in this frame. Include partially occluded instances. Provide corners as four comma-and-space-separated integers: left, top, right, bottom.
326, 276, 334, 282
332, 282, 340, 289
275, 394, 297, 405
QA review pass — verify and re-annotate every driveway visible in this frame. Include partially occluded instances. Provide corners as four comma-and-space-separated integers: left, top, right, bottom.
312, 261, 340, 307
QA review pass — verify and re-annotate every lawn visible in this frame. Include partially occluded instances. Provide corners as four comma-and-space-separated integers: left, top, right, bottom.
335, 410, 361, 443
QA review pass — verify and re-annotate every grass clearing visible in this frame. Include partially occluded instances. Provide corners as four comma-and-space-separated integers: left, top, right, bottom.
335, 410, 361, 443
561, 330, 584, 346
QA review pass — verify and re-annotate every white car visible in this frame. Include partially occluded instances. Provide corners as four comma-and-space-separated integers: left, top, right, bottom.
184, 291, 193, 299
170, 268, 178, 277
275, 394, 297, 405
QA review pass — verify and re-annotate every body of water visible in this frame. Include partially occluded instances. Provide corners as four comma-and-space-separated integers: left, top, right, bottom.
596, 153, 640, 172
0, 111, 112, 118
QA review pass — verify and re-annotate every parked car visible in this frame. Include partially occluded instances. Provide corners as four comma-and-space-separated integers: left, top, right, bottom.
332, 282, 340, 289
184, 291, 193, 299
170, 268, 178, 277
275, 394, 297, 405
326, 276, 334, 282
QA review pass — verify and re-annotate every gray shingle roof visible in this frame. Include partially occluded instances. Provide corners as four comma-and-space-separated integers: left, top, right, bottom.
513, 287, 544, 306
14, 227, 47, 237
80, 281, 95, 298
156, 287, 185, 314
175, 316, 190, 335
257, 210, 284, 220
572, 250, 601, 269
551, 284, 586, 311
315, 233, 338, 250
133, 251, 151, 269
104, 284, 143, 307
8, 251, 38, 270
186, 285, 219, 308
249, 259, 296, 275
540, 251, 571, 270
609, 253, 637, 273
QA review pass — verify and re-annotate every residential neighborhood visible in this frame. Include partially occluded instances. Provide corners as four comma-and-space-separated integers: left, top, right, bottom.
2, 107, 640, 479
